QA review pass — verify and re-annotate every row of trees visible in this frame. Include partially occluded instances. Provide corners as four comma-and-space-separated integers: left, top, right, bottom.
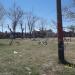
0, 2, 48, 39
0, 0, 75, 39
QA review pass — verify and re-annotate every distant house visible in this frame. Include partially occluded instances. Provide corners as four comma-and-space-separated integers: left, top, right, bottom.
63, 31, 75, 37
46, 29, 56, 37
32, 29, 56, 38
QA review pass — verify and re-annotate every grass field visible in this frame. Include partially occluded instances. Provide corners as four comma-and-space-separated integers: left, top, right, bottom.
0, 38, 75, 75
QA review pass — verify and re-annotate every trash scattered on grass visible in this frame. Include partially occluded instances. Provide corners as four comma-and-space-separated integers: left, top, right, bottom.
14, 51, 18, 54
25, 67, 31, 71
29, 72, 32, 75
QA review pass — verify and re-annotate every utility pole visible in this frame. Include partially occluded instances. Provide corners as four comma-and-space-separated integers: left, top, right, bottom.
57, 0, 65, 63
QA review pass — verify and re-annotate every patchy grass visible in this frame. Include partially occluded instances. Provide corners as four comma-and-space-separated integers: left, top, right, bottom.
0, 38, 75, 75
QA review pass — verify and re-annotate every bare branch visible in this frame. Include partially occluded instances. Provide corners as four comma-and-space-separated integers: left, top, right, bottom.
7, 3, 24, 39
26, 13, 38, 34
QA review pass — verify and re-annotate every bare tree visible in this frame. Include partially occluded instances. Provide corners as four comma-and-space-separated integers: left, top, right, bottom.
24, 23, 27, 38
1, 23, 3, 32
26, 13, 38, 38
0, 3, 5, 21
8, 3, 24, 39
63, 0, 75, 42
0, 3, 5, 32
39, 18, 47, 31
63, 0, 75, 21
0, 22, 4, 33
38, 18, 48, 38
8, 24, 13, 45
19, 20, 24, 39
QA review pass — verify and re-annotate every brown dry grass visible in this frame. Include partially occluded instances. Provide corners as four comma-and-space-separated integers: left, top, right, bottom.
0, 38, 75, 75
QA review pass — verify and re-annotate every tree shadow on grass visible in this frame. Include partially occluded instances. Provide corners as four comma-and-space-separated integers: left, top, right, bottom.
59, 59, 75, 68
0, 43, 9, 46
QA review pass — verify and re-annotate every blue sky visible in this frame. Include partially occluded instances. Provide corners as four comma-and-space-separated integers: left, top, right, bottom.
0, 0, 73, 32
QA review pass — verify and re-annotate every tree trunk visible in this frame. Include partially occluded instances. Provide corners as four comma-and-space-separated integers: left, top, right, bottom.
57, 0, 65, 63
13, 29, 16, 39
21, 29, 24, 39
29, 32, 32, 39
